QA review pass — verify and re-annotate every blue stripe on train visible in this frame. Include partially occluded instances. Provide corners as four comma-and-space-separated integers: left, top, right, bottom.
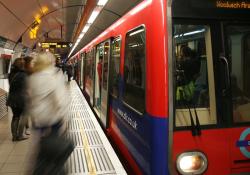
111, 98, 169, 175
150, 116, 169, 175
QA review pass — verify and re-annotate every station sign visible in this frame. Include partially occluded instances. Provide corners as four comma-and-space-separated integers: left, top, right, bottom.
41, 42, 72, 48
237, 128, 250, 158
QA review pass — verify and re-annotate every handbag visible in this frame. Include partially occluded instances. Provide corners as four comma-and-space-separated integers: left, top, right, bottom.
33, 133, 75, 175
33, 120, 75, 175
39, 133, 75, 160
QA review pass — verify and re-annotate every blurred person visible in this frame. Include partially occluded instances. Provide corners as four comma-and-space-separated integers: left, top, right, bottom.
66, 64, 73, 82
7, 58, 29, 141
26, 51, 73, 175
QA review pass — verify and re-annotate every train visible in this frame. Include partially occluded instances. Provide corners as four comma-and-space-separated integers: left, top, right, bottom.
69, 0, 250, 174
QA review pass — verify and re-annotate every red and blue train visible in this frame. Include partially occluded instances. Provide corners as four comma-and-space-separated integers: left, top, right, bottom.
70, 0, 250, 174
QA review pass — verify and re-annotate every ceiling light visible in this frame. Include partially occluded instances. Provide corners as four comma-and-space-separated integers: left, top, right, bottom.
174, 29, 206, 38
87, 9, 100, 23
183, 29, 205, 36
129, 0, 152, 15
79, 33, 84, 39
82, 24, 90, 33
98, 0, 108, 6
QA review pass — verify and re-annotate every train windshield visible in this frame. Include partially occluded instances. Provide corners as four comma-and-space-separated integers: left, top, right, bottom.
173, 24, 217, 127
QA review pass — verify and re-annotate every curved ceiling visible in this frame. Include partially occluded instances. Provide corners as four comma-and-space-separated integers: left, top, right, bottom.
0, 0, 142, 55
0, 0, 85, 48
72, 0, 142, 56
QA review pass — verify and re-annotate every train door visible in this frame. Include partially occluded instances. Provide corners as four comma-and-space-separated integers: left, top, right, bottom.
85, 49, 95, 105
80, 53, 85, 90
100, 40, 111, 127
94, 45, 103, 114
94, 41, 111, 127
223, 24, 250, 172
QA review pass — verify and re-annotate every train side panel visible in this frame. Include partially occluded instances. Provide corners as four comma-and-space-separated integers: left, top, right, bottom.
108, 0, 169, 174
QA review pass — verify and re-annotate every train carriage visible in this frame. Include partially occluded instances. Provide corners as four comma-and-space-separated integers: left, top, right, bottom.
70, 0, 250, 174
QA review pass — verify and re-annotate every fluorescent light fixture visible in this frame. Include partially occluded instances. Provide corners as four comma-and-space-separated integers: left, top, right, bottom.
129, 29, 144, 36
174, 29, 205, 38
183, 29, 205, 36
87, 9, 100, 23
68, 2, 106, 58
98, 0, 108, 6
68, 44, 77, 58
129, 0, 152, 15
79, 33, 84, 39
174, 34, 181, 38
130, 44, 138, 48
82, 24, 90, 33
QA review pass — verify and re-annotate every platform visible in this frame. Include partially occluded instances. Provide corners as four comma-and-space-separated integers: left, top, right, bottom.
0, 81, 126, 175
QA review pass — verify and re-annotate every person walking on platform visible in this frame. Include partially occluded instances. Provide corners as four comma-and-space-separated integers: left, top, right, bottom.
26, 52, 74, 175
7, 58, 29, 141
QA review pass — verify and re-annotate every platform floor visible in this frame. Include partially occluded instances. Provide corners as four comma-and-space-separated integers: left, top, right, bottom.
0, 81, 126, 175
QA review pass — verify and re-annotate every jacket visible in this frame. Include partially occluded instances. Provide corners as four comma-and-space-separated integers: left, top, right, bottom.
27, 66, 69, 128
7, 68, 27, 110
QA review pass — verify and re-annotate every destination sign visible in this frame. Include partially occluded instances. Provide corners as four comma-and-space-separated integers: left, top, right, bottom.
41, 42, 72, 48
216, 1, 250, 9
173, 0, 250, 19
189, 0, 250, 9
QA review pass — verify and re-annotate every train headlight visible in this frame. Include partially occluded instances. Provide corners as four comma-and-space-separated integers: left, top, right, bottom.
176, 152, 207, 175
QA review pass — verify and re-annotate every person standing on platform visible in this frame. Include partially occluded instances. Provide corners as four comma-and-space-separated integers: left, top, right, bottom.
18, 56, 35, 136
7, 58, 29, 141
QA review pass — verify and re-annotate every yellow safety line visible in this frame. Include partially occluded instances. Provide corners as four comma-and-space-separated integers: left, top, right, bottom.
77, 112, 97, 175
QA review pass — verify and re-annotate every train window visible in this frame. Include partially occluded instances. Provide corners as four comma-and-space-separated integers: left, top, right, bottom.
110, 37, 121, 97
174, 24, 217, 127
80, 53, 85, 89
123, 26, 146, 114
94, 45, 103, 110
226, 25, 250, 123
